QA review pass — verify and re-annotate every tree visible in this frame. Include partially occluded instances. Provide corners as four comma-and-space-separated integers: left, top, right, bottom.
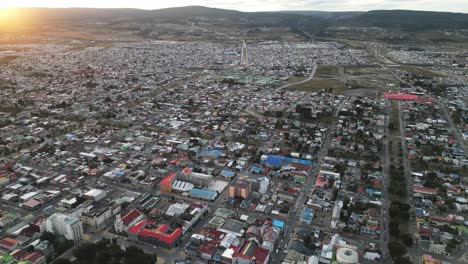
389, 220, 400, 238
400, 233, 414, 247
388, 241, 407, 259
446, 239, 460, 253
394, 256, 412, 264
73, 243, 98, 263
124, 246, 157, 264
54, 259, 71, 264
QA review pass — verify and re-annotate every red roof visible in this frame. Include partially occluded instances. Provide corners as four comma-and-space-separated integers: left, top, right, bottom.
384, 93, 419, 100
234, 242, 269, 264
200, 240, 218, 256
412, 186, 437, 194
0, 237, 19, 248
315, 177, 328, 187
11, 249, 29, 259
429, 215, 455, 223
160, 173, 177, 185
23, 252, 44, 263
128, 219, 182, 245
418, 226, 433, 235
121, 209, 143, 226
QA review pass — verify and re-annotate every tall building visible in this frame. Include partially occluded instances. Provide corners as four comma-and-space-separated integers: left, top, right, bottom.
44, 214, 83, 244
229, 179, 252, 199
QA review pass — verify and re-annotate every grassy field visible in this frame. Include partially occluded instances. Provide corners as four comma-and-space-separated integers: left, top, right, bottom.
343, 65, 388, 76
455, 225, 468, 233
293, 78, 347, 93
316, 65, 341, 76
0, 56, 18, 65
290, 64, 394, 95
400, 65, 443, 77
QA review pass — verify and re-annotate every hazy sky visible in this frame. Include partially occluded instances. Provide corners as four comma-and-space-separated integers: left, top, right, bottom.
0, 0, 467, 13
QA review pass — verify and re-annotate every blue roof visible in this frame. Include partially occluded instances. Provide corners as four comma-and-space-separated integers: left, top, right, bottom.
415, 208, 425, 217
114, 171, 125, 177
301, 208, 314, 221
250, 166, 262, 173
272, 219, 284, 228
189, 188, 218, 200
198, 149, 224, 159
262, 155, 312, 167
220, 170, 236, 178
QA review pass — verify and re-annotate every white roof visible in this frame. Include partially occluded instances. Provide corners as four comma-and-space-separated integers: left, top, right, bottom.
85, 189, 105, 197
166, 203, 190, 216
20, 191, 38, 201
172, 180, 194, 192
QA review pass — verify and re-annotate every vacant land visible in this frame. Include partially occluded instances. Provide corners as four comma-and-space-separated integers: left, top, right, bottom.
0, 56, 18, 65
290, 64, 397, 96
315, 65, 341, 77
293, 78, 347, 93
400, 65, 443, 77
343, 65, 389, 76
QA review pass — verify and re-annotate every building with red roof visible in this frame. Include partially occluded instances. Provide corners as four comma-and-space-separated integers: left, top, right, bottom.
233, 241, 270, 264
384, 93, 419, 101
114, 209, 145, 233
22, 252, 45, 264
10, 249, 46, 264
160, 173, 177, 193
412, 186, 437, 196
0, 237, 20, 252
127, 219, 182, 248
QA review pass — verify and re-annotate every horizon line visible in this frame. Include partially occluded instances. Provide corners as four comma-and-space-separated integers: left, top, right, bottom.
0, 5, 467, 14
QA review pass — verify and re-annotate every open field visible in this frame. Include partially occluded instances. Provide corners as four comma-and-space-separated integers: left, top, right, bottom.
293, 78, 347, 93
343, 65, 389, 76
399, 65, 443, 77
315, 65, 341, 76
291, 64, 398, 96
0, 56, 18, 65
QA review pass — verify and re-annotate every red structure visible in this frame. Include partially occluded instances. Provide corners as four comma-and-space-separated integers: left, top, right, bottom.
128, 219, 182, 248
160, 173, 177, 193
384, 93, 419, 100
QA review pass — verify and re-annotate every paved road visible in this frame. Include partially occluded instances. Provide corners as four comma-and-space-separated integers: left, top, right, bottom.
380, 100, 391, 263
397, 102, 421, 263
273, 100, 345, 264
436, 98, 467, 154
280, 65, 318, 89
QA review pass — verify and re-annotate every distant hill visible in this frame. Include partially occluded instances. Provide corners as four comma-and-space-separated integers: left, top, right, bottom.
345, 10, 468, 31
13, 6, 317, 24
277, 11, 364, 20
6, 6, 468, 36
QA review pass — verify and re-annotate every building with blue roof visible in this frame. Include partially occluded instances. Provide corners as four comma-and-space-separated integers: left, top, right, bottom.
300, 207, 314, 225
272, 219, 284, 229
261, 154, 312, 170
189, 188, 218, 201
249, 165, 262, 174
220, 170, 236, 178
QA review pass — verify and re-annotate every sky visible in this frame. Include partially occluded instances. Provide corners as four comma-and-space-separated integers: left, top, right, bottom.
0, 0, 467, 13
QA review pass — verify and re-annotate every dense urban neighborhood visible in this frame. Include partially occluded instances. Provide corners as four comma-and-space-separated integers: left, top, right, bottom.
0, 5, 468, 264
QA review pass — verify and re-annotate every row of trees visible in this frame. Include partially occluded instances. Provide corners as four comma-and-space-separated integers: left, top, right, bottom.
389, 201, 413, 248
388, 164, 408, 198
55, 239, 157, 264
387, 111, 413, 264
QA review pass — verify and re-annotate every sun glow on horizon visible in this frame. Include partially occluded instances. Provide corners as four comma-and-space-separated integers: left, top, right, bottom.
0, 8, 30, 32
